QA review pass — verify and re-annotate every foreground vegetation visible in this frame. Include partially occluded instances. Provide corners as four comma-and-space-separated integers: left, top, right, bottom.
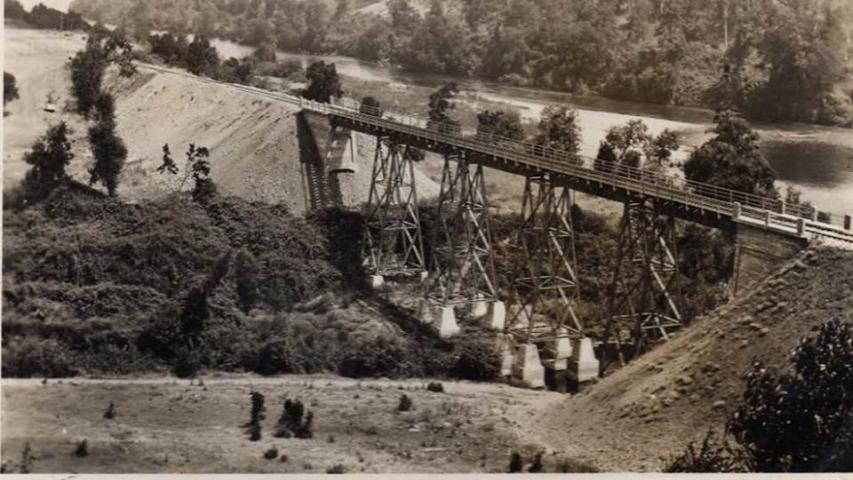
666, 319, 853, 472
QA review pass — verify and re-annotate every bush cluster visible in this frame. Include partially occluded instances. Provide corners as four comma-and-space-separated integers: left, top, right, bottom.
274, 399, 313, 439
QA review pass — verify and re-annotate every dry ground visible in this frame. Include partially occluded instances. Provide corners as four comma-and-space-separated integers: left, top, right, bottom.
528, 246, 853, 471
1, 376, 567, 474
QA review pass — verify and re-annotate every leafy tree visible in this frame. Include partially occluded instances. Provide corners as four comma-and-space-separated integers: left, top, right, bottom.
5, 0, 27, 21
220, 57, 255, 85
186, 144, 216, 201
252, 43, 277, 63
728, 319, 853, 472
149, 33, 189, 65
427, 82, 459, 133
4, 71, 20, 106
359, 96, 382, 117
186, 36, 220, 77
235, 249, 259, 314
22, 122, 75, 199
303, 61, 342, 103
476, 110, 524, 141
69, 28, 136, 117
595, 120, 679, 174
157, 144, 178, 175
684, 110, 776, 198
87, 94, 127, 196
534, 105, 582, 162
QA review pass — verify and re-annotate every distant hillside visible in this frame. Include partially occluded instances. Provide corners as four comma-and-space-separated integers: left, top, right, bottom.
66, 0, 853, 125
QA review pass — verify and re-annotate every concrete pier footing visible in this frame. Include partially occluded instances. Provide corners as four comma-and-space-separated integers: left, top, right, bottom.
471, 298, 489, 319
488, 301, 506, 331
433, 306, 460, 338
511, 344, 545, 389
369, 275, 384, 290
419, 300, 460, 338
568, 337, 600, 382
495, 333, 515, 377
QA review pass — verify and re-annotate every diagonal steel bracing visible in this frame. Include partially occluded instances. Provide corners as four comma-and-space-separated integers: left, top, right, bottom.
425, 153, 498, 309
507, 174, 584, 345
602, 201, 683, 365
363, 136, 426, 277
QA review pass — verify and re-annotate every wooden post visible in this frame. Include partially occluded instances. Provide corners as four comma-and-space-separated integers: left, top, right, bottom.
764, 211, 771, 227
797, 218, 805, 236
845, 215, 852, 231
733, 202, 742, 220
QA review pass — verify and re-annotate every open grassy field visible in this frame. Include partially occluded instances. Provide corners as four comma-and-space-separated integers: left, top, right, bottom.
1, 376, 575, 474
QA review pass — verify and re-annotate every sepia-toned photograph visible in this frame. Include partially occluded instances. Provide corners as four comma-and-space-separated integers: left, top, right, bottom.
1, 0, 852, 475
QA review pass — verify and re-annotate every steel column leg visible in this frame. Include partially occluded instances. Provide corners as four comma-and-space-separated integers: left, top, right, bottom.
601, 200, 683, 369
424, 153, 498, 311
362, 136, 426, 278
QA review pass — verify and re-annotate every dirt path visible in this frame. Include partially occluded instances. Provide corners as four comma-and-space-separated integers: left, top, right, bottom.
1, 375, 573, 474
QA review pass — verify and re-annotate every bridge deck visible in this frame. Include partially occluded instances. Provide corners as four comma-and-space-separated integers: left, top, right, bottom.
134, 63, 853, 247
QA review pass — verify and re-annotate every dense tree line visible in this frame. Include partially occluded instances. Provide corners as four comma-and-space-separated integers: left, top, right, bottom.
5, 0, 89, 31
68, 0, 853, 126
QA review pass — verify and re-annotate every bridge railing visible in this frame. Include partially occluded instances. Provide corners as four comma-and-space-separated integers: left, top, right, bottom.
133, 62, 850, 240
324, 97, 853, 231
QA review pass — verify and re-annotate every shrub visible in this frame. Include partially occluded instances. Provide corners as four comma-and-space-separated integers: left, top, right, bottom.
338, 334, 406, 378
264, 447, 278, 460
426, 382, 444, 393
528, 453, 543, 473
555, 457, 599, 473
665, 430, 751, 473
255, 338, 293, 375
20, 122, 75, 201
450, 339, 500, 381
250, 391, 266, 424
4, 71, 20, 106
275, 399, 313, 439
172, 347, 202, 378
74, 439, 89, 457
326, 464, 346, 474
2, 337, 79, 378
728, 319, 853, 472
20, 442, 33, 473
249, 423, 261, 442
103, 401, 116, 419
397, 394, 413, 412
508, 452, 523, 473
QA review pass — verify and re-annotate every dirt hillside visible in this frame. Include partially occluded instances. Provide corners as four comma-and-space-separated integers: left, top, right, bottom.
527, 246, 853, 471
3, 27, 439, 213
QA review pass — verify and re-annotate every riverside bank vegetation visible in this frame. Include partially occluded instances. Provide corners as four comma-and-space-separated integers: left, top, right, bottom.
62, 0, 853, 126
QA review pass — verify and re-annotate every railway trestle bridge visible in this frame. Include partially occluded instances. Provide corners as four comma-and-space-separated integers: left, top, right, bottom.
296, 95, 853, 387
308, 95, 853, 388
135, 63, 853, 387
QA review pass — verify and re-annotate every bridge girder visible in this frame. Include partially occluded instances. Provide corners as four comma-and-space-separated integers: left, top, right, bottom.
508, 174, 584, 345
362, 135, 426, 277
602, 200, 683, 369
